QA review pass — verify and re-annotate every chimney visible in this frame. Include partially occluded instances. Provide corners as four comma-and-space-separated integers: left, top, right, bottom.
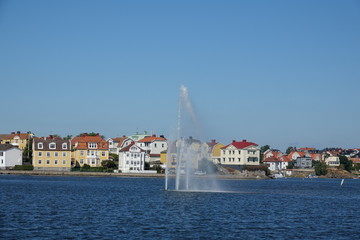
211, 139, 216, 143
242, 140, 246, 142
232, 140, 236, 143
152, 134, 156, 137
160, 135, 164, 138
11, 132, 15, 134
17, 131, 20, 134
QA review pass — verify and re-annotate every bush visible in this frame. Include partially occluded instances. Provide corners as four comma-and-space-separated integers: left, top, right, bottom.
13, 165, 34, 171
314, 161, 328, 176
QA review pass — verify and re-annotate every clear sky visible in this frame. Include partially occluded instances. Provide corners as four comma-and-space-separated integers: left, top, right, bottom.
1, 0, 359, 151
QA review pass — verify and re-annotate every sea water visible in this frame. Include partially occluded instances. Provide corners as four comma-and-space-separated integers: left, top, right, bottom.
1, 175, 359, 239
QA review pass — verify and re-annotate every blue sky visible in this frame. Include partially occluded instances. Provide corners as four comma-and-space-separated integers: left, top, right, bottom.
1, 0, 359, 151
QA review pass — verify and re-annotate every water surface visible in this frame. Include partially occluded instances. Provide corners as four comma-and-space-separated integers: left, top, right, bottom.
1, 175, 359, 239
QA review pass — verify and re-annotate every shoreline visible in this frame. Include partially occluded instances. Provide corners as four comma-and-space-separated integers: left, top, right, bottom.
0, 170, 269, 180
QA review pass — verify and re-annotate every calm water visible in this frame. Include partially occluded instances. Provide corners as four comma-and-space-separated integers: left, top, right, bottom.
1, 175, 359, 239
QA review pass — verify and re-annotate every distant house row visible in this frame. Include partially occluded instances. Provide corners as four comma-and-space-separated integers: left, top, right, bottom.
0, 131, 263, 172
261, 147, 360, 172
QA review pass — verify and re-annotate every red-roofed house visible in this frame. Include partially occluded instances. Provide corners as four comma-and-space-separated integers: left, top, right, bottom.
220, 140, 260, 166
263, 155, 291, 171
107, 136, 131, 154
0, 131, 33, 150
71, 134, 109, 167
288, 151, 307, 160
118, 141, 146, 173
136, 134, 167, 164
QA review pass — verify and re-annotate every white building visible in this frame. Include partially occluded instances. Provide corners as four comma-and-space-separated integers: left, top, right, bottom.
263, 155, 291, 171
220, 140, 260, 166
136, 135, 167, 164
118, 142, 146, 173
0, 144, 22, 169
325, 156, 340, 167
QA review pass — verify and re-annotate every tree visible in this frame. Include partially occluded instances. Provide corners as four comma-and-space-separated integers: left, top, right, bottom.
76, 132, 105, 138
260, 145, 270, 161
339, 156, 353, 172
286, 146, 295, 155
314, 161, 328, 176
101, 160, 117, 169
22, 138, 33, 164
64, 135, 72, 140
286, 161, 295, 169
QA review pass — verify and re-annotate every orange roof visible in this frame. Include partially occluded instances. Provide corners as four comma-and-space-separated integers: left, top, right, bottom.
137, 134, 167, 143
6, 133, 31, 139
72, 135, 108, 150
278, 155, 291, 162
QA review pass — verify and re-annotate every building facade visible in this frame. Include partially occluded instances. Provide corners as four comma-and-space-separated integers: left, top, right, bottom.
220, 140, 260, 166
0, 144, 22, 169
118, 142, 146, 173
0, 131, 32, 150
33, 137, 72, 171
136, 134, 167, 164
71, 134, 109, 167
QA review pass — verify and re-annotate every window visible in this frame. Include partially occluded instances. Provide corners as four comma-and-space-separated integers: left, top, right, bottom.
38, 143, 43, 149
154, 143, 157, 148
62, 160, 66, 165
1, 159, 3, 164
62, 143, 67, 149
38, 160, 42, 164
46, 152, 50, 157
0, 152, 3, 156
91, 159, 95, 164
162, 144, 164, 148
38, 152, 42, 157
54, 160, 58, 165
49, 143, 56, 149
46, 160, 50, 165
80, 151, 84, 156
102, 152, 106, 157
62, 152, 66, 157
80, 159, 84, 164
55, 152, 59, 157
88, 143, 97, 149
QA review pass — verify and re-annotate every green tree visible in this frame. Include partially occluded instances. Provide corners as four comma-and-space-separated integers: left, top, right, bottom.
22, 138, 33, 164
64, 135, 72, 140
339, 156, 353, 172
77, 132, 105, 138
286, 161, 295, 169
101, 160, 117, 169
286, 146, 295, 155
260, 145, 270, 161
314, 161, 328, 176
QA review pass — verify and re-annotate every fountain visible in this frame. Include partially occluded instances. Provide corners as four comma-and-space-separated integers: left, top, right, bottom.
165, 85, 220, 191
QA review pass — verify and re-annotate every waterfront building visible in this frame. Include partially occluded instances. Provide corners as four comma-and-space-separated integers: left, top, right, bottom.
32, 137, 72, 171
0, 131, 32, 150
107, 136, 128, 154
263, 149, 283, 160
263, 155, 291, 171
220, 140, 260, 167
71, 134, 109, 167
324, 156, 340, 167
118, 141, 146, 173
0, 144, 22, 169
207, 139, 224, 164
136, 134, 167, 165
295, 155, 312, 168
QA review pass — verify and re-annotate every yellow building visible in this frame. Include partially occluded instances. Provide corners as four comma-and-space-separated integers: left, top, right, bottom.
71, 134, 109, 167
33, 137, 72, 171
0, 132, 32, 150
